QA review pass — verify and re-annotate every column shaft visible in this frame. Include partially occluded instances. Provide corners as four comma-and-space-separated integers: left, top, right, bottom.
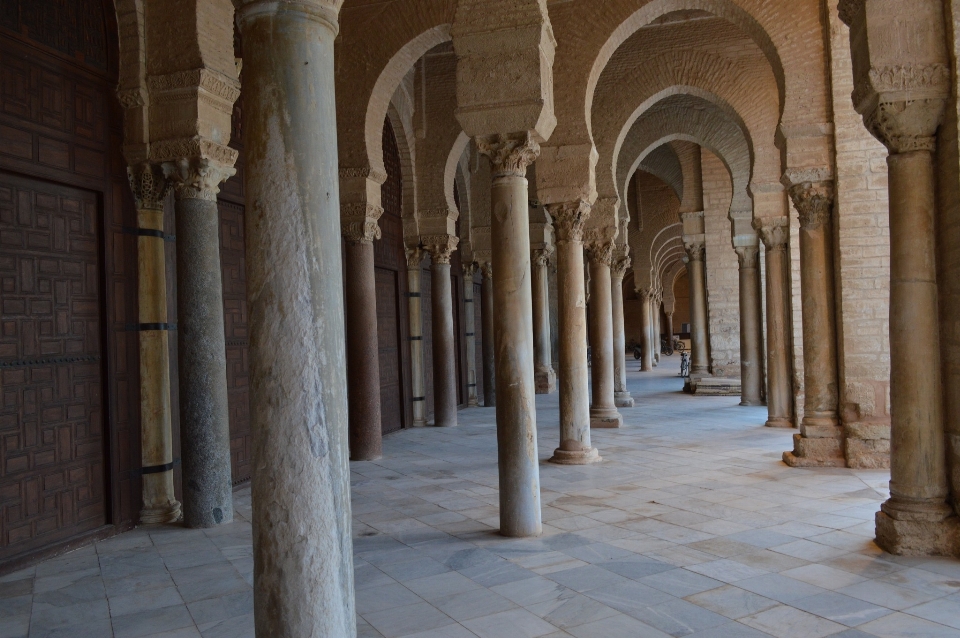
665, 312, 674, 344
737, 246, 764, 406
639, 292, 654, 372
588, 247, 622, 428
611, 268, 633, 407
345, 240, 382, 459
653, 300, 661, 366
464, 265, 479, 407
239, 3, 354, 634
756, 220, 794, 428
431, 258, 457, 427
532, 252, 556, 393
407, 250, 427, 426
688, 251, 710, 374
480, 264, 496, 407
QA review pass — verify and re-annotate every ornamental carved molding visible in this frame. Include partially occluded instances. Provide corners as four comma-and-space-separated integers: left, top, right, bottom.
586, 241, 615, 268
547, 200, 591, 243
735, 246, 760, 269
149, 138, 239, 167
419, 207, 459, 221
117, 87, 147, 110
422, 235, 459, 265
476, 132, 540, 178
851, 64, 950, 111
341, 203, 384, 244
862, 98, 945, 154
405, 246, 426, 270
683, 239, 705, 262
753, 217, 790, 252
532, 248, 553, 269
164, 157, 236, 202
789, 182, 834, 231
611, 252, 632, 280
127, 162, 171, 211
148, 68, 241, 108
339, 167, 388, 184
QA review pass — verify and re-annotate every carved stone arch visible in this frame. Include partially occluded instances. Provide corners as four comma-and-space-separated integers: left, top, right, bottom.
638, 145, 684, 202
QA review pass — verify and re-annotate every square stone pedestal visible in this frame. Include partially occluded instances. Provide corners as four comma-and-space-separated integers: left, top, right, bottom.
876, 507, 960, 557
590, 409, 623, 428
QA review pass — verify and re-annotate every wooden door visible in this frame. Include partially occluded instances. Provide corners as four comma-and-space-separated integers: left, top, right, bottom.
376, 268, 403, 434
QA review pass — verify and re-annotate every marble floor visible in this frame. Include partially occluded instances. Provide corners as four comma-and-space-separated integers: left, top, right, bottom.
4, 360, 960, 638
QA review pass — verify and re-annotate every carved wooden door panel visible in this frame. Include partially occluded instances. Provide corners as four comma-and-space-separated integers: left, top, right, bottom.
0, 172, 106, 558
376, 268, 403, 434
217, 200, 252, 485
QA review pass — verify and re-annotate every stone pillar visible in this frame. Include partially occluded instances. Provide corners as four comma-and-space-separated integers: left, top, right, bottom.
343, 213, 383, 460
476, 133, 542, 536
238, 2, 354, 634
587, 242, 623, 428
736, 244, 765, 407
754, 217, 794, 428
784, 183, 844, 466
167, 158, 235, 528
638, 289, 654, 372
127, 163, 181, 525
546, 201, 600, 464
611, 251, 633, 407
480, 261, 496, 407
665, 311, 674, 343
685, 239, 710, 375
653, 299, 661, 366
423, 236, 459, 428
406, 248, 427, 426
463, 263, 480, 407
532, 249, 557, 393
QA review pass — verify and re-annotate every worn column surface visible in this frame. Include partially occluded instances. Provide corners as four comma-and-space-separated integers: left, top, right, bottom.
665, 311, 674, 344
587, 243, 623, 428
784, 183, 844, 467
532, 249, 557, 394
639, 290, 654, 372
686, 242, 710, 375
736, 245, 765, 407
128, 164, 181, 525
344, 235, 383, 459
169, 159, 235, 528
611, 252, 633, 407
406, 248, 427, 427
480, 262, 496, 407
238, 2, 355, 635
547, 202, 600, 464
464, 264, 480, 407
425, 238, 459, 428
653, 299, 661, 366
477, 133, 542, 537
755, 218, 794, 428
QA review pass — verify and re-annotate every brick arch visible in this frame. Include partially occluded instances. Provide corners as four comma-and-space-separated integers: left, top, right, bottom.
628, 171, 683, 291
637, 145, 684, 204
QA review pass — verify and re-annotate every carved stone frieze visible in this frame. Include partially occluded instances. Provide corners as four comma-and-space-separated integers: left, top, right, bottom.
164, 157, 236, 202
852, 64, 951, 111
753, 217, 790, 252
419, 207, 460, 221
341, 202, 384, 244
149, 68, 241, 108
735, 245, 760, 269
339, 167, 388, 184
789, 181, 834, 231
422, 235, 460, 265
547, 200, 591, 244
149, 138, 239, 167
476, 132, 540, 178
127, 162, 171, 211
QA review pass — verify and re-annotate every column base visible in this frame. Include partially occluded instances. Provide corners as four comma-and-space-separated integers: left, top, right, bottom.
140, 501, 182, 525
765, 416, 794, 428
783, 419, 845, 467
740, 399, 765, 407
413, 419, 428, 428
535, 366, 557, 394
614, 391, 634, 408
548, 447, 602, 465
876, 501, 960, 557
468, 398, 480, 407
590, 408, 623, 429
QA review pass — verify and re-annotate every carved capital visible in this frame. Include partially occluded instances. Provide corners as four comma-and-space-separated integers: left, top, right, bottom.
586, 241, 615, 267
546, 200, 591, 243
163, 157, 236, 202
150, 138, 239, 167
338, 166, 387, 185
479, 261, 493, 279
862, 97, 946, 154
753, 217, 790, 252
638, 287, 656, 302
789, 181, 834, 231
532, 248, 553, 269
422, 235, 459, 265
735, 245, 760, 269
683, 239, 705, 262
405, 246, 426, 270
341, 202, 384, 244
611, 255, 632, 280
463, 262, 478, 278
476, 132, 540, 178
127, 162, 171, 211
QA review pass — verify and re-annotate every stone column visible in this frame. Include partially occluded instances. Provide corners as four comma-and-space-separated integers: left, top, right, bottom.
665, 311, 674, 344
754, 217, 794, 428
653, 299, 661, 366
406, 248, 427, 426
587, 242, 623, 428
546, 201, 600, 464
611, 250, 633, 407
127, 163, 181, 525
784, 184, 844, 466
532, 249, 557, 393
238, 2, 354, 634
736, 244, 765, 407
685, 239, 710, 375
638, 289, 654, 372
476, 133, 542, 536
423, 236, 459, 428
480, 261, 496, 407
342, 212, 383, 460
463, 263, 480, 407
167, 158, 235, 528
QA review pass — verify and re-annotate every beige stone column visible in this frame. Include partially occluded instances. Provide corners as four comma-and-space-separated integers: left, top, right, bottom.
532, 249, 557, 393
611, 250, 633, 407
685, 239, 710, 375
736, 244, 765, 406
127, 163, 181, 525
547, 201, 600, 464
638, 289, 655, 372
406, 248, 427, 427
665, 311, 675, 344
480, 260, 496, 407
463, 263, 480, 407
238, 1, 354, 634
423, 236, 459, 428
754, 217, 794, 428
653, 296, 661, 366
587, 242, 623, 428
476, 133, 542, 537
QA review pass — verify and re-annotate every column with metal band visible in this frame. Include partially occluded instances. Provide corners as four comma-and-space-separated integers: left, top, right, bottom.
423, 235, 459, 428
638, 288, 655, 373
611, 248, 633, 407
128, 162, 182, 525
406, 247, 427, 426
464, 262, 480, 407
754, 217, 794, 428
532, 248, 557, 393
479, 260, 496, 407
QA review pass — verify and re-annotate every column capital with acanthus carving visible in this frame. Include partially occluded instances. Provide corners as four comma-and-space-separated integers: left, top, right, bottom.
422, 235, 460, 265
342, 202, 384, 244
475, 131, 540, 178
463, 262, 478, 278
683, 236, 706, 262
479, 260, 493, 280
788, 181, 834, 231
585, 240, 615, 268
735, 245, 760, 269
532, 247, 553, 269
610, 245, 631, 280
405, 246, 426, 270
637, 287, 656, 301
127, 162, 172, 211
163, 157, 236, 202
753, 216, 790, 252
546, 200, 591, 244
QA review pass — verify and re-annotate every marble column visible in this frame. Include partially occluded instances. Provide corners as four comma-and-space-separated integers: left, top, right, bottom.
464, 263, 480, 407
480, 261, 496, 407
587, 242, 623, 428
653, 299, 661, 366
546, 201, 600, 464
611, 251, 633, 407
238, 2, 354, 634
532, 249, 557, 393
476, 133, 542, 536
685, 240, 710, 375
638, 289, 654, 372
665, 311, 674, 344
168, 158, 235, 528
424, 237, 459, 428
754, 218, 794, 428
784, 184, 844, 466
127, 163, 181, 525
406, 248, 427, 427
736, 245, 765, 407
343, 215, 383, 460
